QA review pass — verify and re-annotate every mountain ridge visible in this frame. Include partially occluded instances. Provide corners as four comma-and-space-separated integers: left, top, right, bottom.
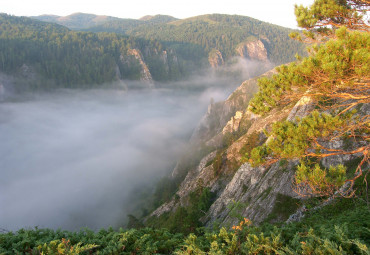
0, 13, 304, 93
32, 12, 121, 29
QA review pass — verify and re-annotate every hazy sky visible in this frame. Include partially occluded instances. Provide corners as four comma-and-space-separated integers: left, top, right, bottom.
2, 0, 314, 28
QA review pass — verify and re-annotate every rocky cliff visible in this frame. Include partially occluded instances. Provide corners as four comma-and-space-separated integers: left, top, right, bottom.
208, 49, 224, 68
235, 39, 268, 61
149, 68, 366, 228
123, 49, 154, 88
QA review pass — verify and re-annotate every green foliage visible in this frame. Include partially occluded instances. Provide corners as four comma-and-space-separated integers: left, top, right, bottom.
221, 132, 239, 149
212, 151, 224, 176
146, 187, 216, 234
34, 13, 122, 30
175, 199, 370, 254
84, 14, 305, 65
249, 144, 269, 166
118, 228, 184, 254
0, 13, 306, 88
151, 176, 179, 208
294, 0, 369, 41
227, 200, 249, 222
36, 239, 97, 255
295, 162, 347, 195
126, 214, 145, 229
247, 111, 361, 196
0, 14, 186, 87
249, 29, 370, 115
1, 197, 369, 254
0, 227, 185, 254
246, 1, 369, 199
240, 131, 263, 160
253, 111, 345, 160
264, 193, 301, 223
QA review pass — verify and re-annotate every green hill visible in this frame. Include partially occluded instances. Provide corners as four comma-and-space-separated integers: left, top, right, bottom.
32, 12, 120, 30
1, 13, 305, 89
0, 14, 173, 88
86, 13, 305, 65
34, 13, 305, 65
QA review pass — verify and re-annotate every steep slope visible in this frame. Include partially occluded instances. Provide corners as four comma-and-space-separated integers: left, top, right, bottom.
113, 14, 305, 65
33, 13, 305, 67
147, 66, 368, 229
3, 13, 305, 91
0, 14, 185, 90
4, 13, 291, 91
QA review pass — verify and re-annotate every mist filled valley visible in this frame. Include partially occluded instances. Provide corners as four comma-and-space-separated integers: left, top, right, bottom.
1, 3, 369, 253
0, 82, 233, 231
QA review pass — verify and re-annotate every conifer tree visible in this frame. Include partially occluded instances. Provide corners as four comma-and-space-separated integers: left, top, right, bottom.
292, 0, 369, 41
248, 0, 369, 197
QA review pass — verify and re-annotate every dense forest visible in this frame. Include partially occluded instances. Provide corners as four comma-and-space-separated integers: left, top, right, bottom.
0, 13, 305, 89
0, 14, 175, 88
124, 14, 304, 64
44, 13, 306, 65
0, 0, 369, 253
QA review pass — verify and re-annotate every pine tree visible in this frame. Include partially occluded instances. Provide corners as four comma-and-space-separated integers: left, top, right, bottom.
248, 0, 369, 197
292, 0, 369, 41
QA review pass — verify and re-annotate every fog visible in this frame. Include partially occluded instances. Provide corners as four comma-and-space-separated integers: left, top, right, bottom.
0, 85, 236, 231
0, 59, 271, 231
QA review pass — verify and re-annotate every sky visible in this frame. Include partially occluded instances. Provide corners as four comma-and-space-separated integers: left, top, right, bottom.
2, 0, 315, 28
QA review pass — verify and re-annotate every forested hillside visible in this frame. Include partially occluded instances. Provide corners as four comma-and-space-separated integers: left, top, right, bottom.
141, 0, 369, 230
0, 0, 368, 253
52, 13, 306, 65
0, 13, 305, 91
32, 13, 120, 30
0, 14, 183, 88
126, 14, 304, 64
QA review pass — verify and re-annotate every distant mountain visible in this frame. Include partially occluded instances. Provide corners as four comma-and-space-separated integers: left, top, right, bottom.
83, 15, 179, 35
124, 14, 305, 65
33, 13, 178, 32
0, 13, 305, 91
33, 13, 120, 30
40, 13, 304, 65
139, 14, 178, 23
0, 14, 186, 90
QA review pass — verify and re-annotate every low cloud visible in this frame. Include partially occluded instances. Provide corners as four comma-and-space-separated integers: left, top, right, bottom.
0, 86, 233, 231
0, 59, 269, 231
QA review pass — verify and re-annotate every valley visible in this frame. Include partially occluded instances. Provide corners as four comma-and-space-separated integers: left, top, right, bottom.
0, 0, 369, 253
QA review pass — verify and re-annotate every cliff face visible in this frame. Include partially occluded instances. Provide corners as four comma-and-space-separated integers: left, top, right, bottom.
235, 40, 268, 61
123, 49, 154, 88
189, 69, 276, 146
208, 49, 224, 68
149, 68, 365, 228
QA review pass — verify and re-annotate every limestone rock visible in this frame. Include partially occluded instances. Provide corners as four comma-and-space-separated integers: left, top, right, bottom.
236, 40, 268, 61
208, 49, 224, 68
222, 111, 244, 134
190, 69, 276, 146
286, 95, 314, 122
151, 151, 218, 217
204, 161, 298, 227
151, 66, 367, 228
123, 49, 154, 88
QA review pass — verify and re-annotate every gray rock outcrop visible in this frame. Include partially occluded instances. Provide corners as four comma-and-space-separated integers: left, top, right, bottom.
236, 40, 268, 61
122, 49, 154, 88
